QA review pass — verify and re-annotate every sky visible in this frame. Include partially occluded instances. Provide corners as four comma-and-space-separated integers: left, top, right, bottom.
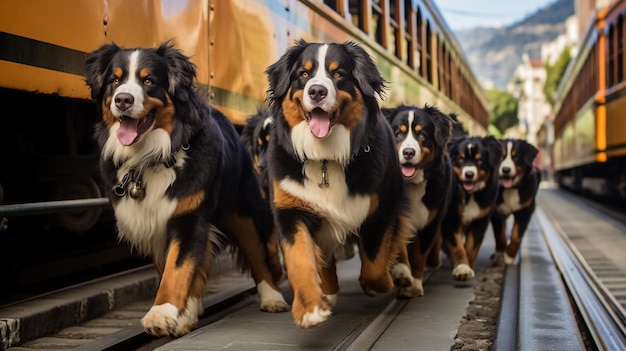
435, 0, 558, 31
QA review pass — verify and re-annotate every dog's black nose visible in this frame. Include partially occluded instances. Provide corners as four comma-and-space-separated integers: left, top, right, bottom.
502, 167, 511, 174
464, 170, 475, 179
115, 93, 134, 111
308, 85, 327, 103
403, 148, 415, 160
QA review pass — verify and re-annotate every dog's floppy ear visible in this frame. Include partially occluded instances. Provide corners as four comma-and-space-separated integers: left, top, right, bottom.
424, 105, 452, 149
156, 39, 197, 95
84, 42, 122, 99
522, 140, 539, 169
265, 38, 309, 103
484, 135, 504, 168
342, 41, 388, 99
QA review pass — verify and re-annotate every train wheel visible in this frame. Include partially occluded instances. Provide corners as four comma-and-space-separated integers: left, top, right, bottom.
54, 177, 103, 233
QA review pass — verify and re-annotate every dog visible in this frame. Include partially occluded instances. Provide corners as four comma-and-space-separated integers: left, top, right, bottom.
382, 104, 453, 298
241, 107, 274, 199
84, 41, 288, 337
264, 39, 412, 328
490, 138, 540, 265
441, 135, 503, 280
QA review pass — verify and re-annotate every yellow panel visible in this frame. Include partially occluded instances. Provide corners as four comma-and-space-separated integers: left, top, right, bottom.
0, 60, 90, 99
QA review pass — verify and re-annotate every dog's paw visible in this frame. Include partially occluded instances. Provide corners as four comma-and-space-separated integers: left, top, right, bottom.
397, 278, 424, 298
257, 280, 289, 312
452, 263, 475, 281
141, 303, 179, 337
490, 251, 505, 267
297, 305, 332, 328
504, 252, 516, 265
391, 263, 413, 288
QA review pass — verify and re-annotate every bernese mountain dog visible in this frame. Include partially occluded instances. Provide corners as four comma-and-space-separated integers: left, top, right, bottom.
490, 138, 540, 265
264, 39, 412, 328
84, 41, 288, 337
382, 104, 454, 298
241, 107, 274, 199
441, 135, 503, 280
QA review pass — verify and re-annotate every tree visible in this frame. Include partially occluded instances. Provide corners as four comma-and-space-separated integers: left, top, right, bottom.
543, 46, 572, 106
487, 88, 518, 135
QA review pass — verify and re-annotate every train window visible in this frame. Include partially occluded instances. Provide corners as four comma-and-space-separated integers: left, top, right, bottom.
618, 15, 624, 83
416, 9, 423, 76
388, 0, 399, 57
608, 24, 615, 87
404, 0, 414, 67
372, 0, 385, 46
425, 21, 433, 83
349, 0, 368, 33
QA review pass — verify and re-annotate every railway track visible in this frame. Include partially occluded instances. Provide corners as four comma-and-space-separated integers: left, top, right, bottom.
3, 186, 626, 351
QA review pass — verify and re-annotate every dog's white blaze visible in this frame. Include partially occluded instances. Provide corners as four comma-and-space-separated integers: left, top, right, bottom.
498, 188, 522, 215
462, 193, 481, 225
499, 141, 516, 176
110, 51, 146, 119
407, 180, 429, 231
290, 121, 351, 164
280, 160, 370, 249
302, 44, 337, 112
399, 111, 422, 166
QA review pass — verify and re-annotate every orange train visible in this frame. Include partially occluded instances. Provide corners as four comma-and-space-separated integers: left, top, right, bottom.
0, 0, 488, 234
552, 0, 626, 198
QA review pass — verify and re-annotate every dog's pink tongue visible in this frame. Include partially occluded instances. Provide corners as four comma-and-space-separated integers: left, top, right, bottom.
463, 182, 474, 191
402, 165, 416, 178
502, 178, 514, 188
309, 110, 331, 138
117, 117, 139, 146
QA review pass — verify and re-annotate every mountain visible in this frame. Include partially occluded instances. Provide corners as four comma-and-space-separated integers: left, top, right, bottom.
452, 0, 575, 89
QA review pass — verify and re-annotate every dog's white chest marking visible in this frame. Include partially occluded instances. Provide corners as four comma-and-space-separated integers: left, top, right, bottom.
111, 144, 186, 268
498, 188, 521, 215
462, 194, 481, 225
280, 160, 370, 251
407, 179, 429, 230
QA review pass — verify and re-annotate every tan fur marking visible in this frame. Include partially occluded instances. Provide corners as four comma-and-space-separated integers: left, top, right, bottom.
329, 61, 339, 71
218, 214, 281, 289
368, 193, 379, 215
282, 90, 306, 129
154, 240, 195, 311
283, 225, 328, 324
173, 191, 205, 217
505, 222, 522, 259
140, 67, 150, 79
414, 124, 423, 132
443, 231, 469, 268
146, 94, 175, 134
336, 89, 364, 130
304, 60, 313, 71
416, 147, 435, 169
399, 125, 407, 133
273, 181, 314, 211
114, 67, 123, 78
102, 97, 117, 128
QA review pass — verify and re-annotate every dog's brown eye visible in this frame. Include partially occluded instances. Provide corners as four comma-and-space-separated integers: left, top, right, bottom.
396, 132, 404, 139
333, 72, 341, 78
113, 78, 120, 85
144, 78, 152, 86
302, 72, 309, 78
418, 132, 425, 140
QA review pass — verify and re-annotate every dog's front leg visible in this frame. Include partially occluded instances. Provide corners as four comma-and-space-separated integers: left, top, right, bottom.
141, 238, 204, 337
281, 225, 331, 328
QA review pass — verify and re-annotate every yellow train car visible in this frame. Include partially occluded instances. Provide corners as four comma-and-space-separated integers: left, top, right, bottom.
0, 0, 488, 234
552, 0, 626, 198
